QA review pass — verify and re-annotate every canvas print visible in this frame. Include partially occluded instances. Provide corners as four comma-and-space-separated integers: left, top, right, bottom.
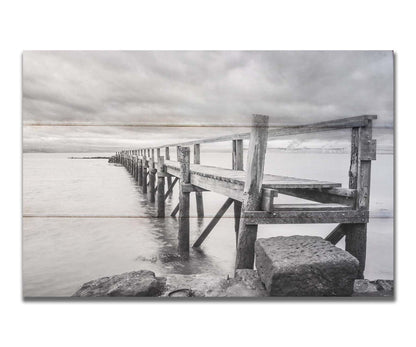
23, 51, 394, 298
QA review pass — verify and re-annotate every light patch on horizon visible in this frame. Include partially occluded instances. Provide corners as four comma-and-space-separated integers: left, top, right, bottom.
23, 51, 394, 152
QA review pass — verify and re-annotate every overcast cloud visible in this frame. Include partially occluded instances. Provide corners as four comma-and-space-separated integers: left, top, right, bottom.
22, 51, 393, 152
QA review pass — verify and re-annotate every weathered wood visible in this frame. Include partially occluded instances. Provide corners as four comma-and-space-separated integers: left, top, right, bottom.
278, 187, 356, 207
232, 139, 244, 171
345, 120, 374, 278
244, 210, 369, 225
325, 224, 346, 245
164, 177, 179, 200
232, 139, 244, 246
273, 203, 351, 211
165, 146, 173, 196
261, 188, 277, 212
148, 162, 156, 202
192, 198, 234, 248
181, 183, 207, 193
165, 160, 341, 189
171, 202, 179, 217
178, 146, 191, 257
157, 157, 165, 217
138, 159, 143, 186
236, 114, 269, 270
149, 115, 377, 149
142, 159, 148, 194
193, 143, 204, 218
345, 223, 367, 279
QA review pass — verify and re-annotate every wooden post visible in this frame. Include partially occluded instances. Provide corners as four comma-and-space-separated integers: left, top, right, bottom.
148, 158, 156, 203
178, 146, 191, 257
194, 143, 204, 218
345, 121, 375, 278
235, 115, 269, 270
138, 159, 143, 186
157, 156, 166, 217
165, 147, 173, 197
142, 158, 148, 194
232, 139, 244, 247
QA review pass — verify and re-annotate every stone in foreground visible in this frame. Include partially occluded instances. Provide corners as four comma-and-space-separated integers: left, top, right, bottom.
73, 270, 166, 297
255, 236, 359, 296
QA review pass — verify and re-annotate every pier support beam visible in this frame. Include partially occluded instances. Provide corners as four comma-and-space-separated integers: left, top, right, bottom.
148, 160, 156, 202
194, 144, 204, 218
344, 122, 375, 278
232, 139, 244, 247
138, 159, 143, 186
193, 198, 234, 248
142, 158, 148, 194
157, 156, 166, 217
178, 146, 191, 257
235, 115, 269, 270
165, 147, 173, 197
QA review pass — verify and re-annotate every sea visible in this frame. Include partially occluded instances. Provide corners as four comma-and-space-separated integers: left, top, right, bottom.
23, 151, 394, 296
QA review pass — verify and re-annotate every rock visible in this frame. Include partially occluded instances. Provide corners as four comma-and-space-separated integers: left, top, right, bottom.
163, 273, 228, 297
162, 270, 267, 297
227, 270, 268, 297
73, 270, 166, 297
255, 236, 359, 296
353, 279, 394, 297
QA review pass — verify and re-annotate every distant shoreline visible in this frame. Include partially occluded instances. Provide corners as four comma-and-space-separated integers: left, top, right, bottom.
68, 156, 110, 159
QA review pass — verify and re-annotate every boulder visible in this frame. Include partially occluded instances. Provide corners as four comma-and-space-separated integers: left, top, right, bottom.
162, 270, 267, 297
73, 270, 166, 297
255, 236, 359, 296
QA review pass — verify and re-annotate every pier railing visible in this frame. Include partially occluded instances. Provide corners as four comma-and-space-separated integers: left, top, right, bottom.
113, 114, 376, 277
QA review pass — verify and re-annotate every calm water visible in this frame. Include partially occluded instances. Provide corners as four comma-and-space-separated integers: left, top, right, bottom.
23, 151, 394, 296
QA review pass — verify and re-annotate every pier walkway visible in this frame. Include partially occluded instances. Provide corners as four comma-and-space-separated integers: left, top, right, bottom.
112, 114, 376, 277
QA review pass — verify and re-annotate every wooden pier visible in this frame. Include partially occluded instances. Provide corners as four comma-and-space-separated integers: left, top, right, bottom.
113, 114, 376, 278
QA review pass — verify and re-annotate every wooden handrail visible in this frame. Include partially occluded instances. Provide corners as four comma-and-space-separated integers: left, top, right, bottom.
121, 115, 376, 153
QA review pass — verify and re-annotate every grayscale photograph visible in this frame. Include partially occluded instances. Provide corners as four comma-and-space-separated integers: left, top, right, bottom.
22, 51, 394, 298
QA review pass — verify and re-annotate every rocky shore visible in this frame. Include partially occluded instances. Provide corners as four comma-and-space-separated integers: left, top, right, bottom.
73, 270, 393, 298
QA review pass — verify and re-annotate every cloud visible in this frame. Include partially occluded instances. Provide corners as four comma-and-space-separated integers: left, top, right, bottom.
22, 51, 393, 152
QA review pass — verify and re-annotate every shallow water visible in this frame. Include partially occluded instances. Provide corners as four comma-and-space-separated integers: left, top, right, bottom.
23, 152, 394, 297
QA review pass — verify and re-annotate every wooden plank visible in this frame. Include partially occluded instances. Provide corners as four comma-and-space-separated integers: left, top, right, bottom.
236, 114, 269, 270
194, 143, 204, 218
192, 198, 234, 248
165, 160, 341, 189
273, 203, 352, 211
164, 177, 179, 200
243, 210, 369, 225
178, 146, 191, 257
190, 173, 244, 201
325, 224, 346, 245
278, 187, 356, 206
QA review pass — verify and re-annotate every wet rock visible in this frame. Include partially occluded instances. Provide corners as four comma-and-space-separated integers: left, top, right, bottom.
255, 236, 359, 296
73, 270, 166, 297
353, 279, 394, 297
162, 270, 267, 297
163, 274, 228, 297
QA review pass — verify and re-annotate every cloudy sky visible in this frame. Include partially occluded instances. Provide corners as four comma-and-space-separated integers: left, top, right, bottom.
23, 51, 393, 152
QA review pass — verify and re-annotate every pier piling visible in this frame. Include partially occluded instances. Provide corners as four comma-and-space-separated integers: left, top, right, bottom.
178, 146, 191, 257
